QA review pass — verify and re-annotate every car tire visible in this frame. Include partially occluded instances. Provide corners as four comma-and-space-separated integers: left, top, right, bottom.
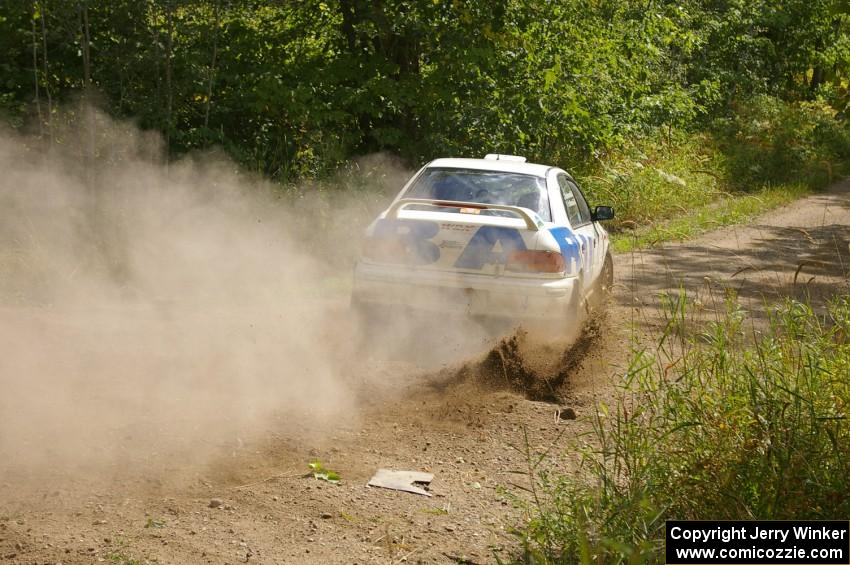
586, 252, 614, 313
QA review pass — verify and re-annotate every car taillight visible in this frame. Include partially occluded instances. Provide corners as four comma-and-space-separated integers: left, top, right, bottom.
506, 250, 565, 273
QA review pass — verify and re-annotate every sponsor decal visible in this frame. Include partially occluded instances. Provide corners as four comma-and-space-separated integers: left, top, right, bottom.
453, 226, 527, 269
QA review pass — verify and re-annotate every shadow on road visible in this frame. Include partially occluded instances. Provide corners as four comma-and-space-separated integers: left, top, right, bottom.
615, 187, 850, 325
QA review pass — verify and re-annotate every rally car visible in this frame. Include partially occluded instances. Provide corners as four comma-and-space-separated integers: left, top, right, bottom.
351, 154, 614, 329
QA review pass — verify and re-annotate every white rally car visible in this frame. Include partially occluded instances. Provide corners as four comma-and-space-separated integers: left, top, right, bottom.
352, 154, 614, 328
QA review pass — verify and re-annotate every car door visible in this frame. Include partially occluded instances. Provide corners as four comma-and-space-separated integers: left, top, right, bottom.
557, 174, 601, 285
569, 179, 607, 282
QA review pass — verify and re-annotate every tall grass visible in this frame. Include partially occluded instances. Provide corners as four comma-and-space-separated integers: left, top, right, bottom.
578, 96, 850, 250
514, 292, 850, 564
578, 133, 724, 232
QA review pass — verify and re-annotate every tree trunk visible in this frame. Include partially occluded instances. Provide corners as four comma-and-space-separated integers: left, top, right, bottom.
339, 0, 356, 51
80, 1, 92, 91
145, 0, 163, 143
164, 0, 174, 154
39, 0, 52, 141
204, 0, 220, 130
810, 66, 824, 97
31, 1, 43, 137
79, 0, 95, 180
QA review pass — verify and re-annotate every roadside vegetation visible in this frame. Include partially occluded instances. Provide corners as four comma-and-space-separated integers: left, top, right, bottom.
514, 292, 850, 563
3, 1, 850, 249
587, 96, 850, 251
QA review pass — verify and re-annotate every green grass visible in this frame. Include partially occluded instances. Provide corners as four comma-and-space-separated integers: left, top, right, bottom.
108, 554, 144, 565
308, 460, 341, 483
578, 97, 850, 253
610, 183, 811, 253
107, 538, 144, 565
578, 134, 726, 235
511, 292, 850, 564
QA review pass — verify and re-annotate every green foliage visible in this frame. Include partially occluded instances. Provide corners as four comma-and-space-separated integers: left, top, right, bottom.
574, 95, 850, 250
683, 0, 850, 110
2, 1, 850, 180
578, 133, 723, 232
514, 293, 850, 563
308, 460, 341, 484
1, 1, 849, 263
715, 95, 850, 189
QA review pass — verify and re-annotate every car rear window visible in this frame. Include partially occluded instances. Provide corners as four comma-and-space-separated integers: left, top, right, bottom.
403, 167, 552, 222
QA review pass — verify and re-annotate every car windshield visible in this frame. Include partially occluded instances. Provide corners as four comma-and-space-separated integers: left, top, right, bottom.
403, 167, 552, 222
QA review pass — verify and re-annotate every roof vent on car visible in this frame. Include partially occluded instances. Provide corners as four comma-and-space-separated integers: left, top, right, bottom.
484, 154, 527, 162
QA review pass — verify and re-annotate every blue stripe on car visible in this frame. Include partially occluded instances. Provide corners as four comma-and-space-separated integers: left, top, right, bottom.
549, 227, 583, 274
454, 226, 527, 269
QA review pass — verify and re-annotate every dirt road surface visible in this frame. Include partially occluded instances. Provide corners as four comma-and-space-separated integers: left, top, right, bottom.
1, 183, 848, 565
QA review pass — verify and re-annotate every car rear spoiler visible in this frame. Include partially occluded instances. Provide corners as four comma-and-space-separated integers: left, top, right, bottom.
387, 198, 542, 232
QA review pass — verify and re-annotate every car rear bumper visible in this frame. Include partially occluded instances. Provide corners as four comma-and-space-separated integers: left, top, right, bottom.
352, 261, 580, 320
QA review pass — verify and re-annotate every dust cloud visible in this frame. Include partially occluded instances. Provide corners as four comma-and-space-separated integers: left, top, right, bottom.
0, 108, 570, 484
0, 108, 435, 479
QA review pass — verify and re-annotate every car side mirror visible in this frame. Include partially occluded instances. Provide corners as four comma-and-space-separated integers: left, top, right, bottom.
592, 205, 614, 222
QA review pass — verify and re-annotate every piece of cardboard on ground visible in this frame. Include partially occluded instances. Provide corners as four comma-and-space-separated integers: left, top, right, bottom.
367, 469, 434, 497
